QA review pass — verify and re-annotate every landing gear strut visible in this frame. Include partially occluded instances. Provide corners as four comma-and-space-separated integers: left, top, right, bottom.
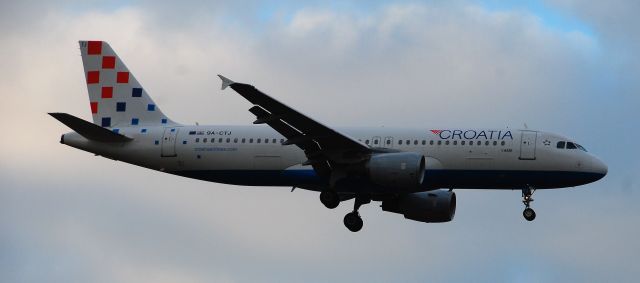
343, 196, 370, 232
320, 190, 339, 209
522, 186, 536, 221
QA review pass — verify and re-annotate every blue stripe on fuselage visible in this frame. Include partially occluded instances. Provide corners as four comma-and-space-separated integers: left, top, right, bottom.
168, 169, 605, 190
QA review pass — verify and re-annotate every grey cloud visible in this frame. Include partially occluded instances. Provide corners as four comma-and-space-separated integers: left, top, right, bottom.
546, 0, 640, 96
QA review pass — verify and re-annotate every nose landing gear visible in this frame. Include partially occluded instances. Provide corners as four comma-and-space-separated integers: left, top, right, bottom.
522, 186, 536, 221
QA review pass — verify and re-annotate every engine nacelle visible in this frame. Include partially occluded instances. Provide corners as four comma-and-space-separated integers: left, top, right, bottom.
381, 190, 456, 223
367, 152, 425, 189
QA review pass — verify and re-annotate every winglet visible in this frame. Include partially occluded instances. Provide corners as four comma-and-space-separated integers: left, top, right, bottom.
218, 74, 235, 90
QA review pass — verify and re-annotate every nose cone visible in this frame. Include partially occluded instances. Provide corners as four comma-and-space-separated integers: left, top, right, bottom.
591, 157, 608, 180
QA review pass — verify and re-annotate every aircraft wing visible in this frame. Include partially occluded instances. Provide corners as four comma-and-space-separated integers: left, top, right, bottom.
218, 75, 371, 177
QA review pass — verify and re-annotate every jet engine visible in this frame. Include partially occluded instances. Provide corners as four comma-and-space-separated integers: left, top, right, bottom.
381, 190, 456, 223
366, 152, 425, 189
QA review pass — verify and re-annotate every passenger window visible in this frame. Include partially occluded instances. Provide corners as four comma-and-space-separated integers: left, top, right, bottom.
445, 140, 450, 145
374, 140, 379, 145
257, 138, 261, 143
280, 139, 285, 144
501, 141, 505, 146
366, 140, 370, 145
203, 138, 207, 143
477, 141, 482, 145
422, 140, 426, 145
414, 140, 418, 145
437, 140, 442, 145
211, 138, 215, 143
226, 138, 230, 143
218, 138, 223, 143
242, 138, 246, 143
557, 141, 565, 149
195, 138, 200, 143
398, 140, 402, 145
386, 140, 391, 145
461, 141, 466, 145
406, 140, 410, 145
430, 140, 434, 145
265, 138, 269, 144
272, 139, 277, 143
249, 138, 253, 143
453, 141, 457, 145
567, 142, 577, 149
485, 141, 489, 146
234, 138, 238, 143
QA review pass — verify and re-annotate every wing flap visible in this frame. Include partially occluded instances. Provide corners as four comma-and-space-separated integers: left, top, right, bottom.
219, 76, 369, 151
219, 75, 372, 177
245, 102, 332, 176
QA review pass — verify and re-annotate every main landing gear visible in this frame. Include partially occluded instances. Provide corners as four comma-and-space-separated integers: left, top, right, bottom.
319, 190, 370, 232
344, 196, 370, 232
522, 186, 536, 221
320, 190, 339, 209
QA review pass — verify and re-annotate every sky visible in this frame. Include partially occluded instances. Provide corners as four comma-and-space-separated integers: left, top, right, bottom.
0, 0, 638, 282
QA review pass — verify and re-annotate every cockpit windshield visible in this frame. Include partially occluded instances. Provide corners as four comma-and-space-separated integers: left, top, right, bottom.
557, 141, 587, 152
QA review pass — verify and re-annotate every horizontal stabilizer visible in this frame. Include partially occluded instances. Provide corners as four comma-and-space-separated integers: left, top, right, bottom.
49, 113, 133, 143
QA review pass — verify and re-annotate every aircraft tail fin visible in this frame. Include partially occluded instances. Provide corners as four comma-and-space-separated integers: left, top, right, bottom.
49, 112, 133, 143
79, 40, 176, 128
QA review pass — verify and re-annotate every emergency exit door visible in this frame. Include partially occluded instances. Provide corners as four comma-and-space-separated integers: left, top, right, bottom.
384, 136, 394, 148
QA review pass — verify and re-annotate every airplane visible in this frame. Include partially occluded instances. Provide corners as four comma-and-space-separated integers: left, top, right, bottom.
50, 41, 608, 232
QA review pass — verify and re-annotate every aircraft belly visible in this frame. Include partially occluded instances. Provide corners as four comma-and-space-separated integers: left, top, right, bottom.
168, 169, 325, 186
422, 169, 600, 189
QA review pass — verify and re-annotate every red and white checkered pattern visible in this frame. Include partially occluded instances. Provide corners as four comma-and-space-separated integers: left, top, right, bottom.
79, 40, 174, 127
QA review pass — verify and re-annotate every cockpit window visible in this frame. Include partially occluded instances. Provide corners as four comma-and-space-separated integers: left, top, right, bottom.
557, 140, 587, 151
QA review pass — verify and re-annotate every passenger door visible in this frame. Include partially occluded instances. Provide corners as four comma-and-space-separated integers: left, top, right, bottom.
161, 127, 179, 157
519, 131, 537, 160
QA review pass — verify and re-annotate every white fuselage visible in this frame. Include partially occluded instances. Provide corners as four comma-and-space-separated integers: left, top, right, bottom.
61, 125, 607, 193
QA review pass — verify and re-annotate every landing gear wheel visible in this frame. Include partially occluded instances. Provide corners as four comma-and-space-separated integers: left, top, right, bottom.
521, 186, 537, 222
343, 212, 363, 232
320, 190, 339, 209
523, 208, 536, 221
